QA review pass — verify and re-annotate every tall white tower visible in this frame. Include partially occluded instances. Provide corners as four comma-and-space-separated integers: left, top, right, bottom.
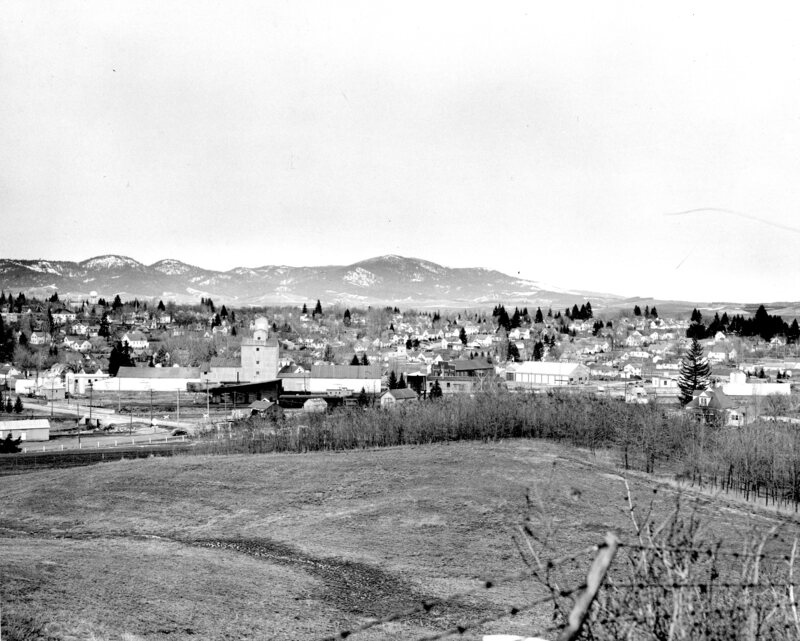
240, 316, 279, 381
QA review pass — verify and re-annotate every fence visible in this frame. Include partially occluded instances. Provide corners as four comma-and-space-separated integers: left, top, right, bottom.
0, 442, 192, 475
315, 481, 800, 641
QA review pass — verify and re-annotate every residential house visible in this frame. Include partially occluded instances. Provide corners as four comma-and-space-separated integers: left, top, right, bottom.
685, 387, 748, 427
29, 331, 51, 346
379, 388, 419, 408
121, 331, 149, 351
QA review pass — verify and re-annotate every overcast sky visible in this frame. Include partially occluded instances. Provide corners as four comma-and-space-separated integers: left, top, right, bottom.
2, 2, 799, 303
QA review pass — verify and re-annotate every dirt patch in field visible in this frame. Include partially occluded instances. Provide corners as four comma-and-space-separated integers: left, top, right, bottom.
192, 537, 481, 629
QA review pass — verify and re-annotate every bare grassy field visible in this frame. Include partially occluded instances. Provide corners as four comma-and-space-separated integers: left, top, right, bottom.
1, 440, 798, 640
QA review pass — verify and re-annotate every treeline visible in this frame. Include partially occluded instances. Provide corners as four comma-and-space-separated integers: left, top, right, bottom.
196, 391, 685, 469
492, 301, 594, 332
687, 304, 800, 342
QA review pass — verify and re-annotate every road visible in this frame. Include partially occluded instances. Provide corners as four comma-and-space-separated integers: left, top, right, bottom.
22, 398, 207, 433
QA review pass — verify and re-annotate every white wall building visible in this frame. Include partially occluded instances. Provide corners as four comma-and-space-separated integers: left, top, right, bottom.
722, 371, 791, 397
0, 419, 50, 442
505, 362, 590, 387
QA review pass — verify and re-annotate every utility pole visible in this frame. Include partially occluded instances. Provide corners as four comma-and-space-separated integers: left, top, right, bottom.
149, 387, 153, 429
176, 388, 180, 422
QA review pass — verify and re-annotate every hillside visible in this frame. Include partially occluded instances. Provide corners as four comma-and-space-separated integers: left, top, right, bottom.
0, 254, 621, 309
1, 440, 795, 640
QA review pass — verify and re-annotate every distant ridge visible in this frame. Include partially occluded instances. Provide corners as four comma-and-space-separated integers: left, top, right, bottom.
0, 254, 625, 308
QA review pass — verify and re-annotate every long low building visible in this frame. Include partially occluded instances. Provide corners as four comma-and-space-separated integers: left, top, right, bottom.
280, 363, 382, 395
91, 367, 203, 392
505, 362, 591, 387
0, 419, 50, 442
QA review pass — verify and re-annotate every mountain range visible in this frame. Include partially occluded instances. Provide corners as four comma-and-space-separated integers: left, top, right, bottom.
0, 255, 622, 309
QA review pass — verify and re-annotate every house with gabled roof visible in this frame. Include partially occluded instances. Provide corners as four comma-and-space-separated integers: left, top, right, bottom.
379, 388, 419, 407
684, 387, 748, 427
121, 331, 149, 351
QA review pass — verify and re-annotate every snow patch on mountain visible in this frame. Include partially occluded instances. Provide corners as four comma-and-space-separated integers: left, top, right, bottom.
81, 255, 142, 270
152, 259, 194, 276
343, 267, 378, 288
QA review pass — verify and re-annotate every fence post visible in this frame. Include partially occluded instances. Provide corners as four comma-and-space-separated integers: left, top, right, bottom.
556, 532, 619, 641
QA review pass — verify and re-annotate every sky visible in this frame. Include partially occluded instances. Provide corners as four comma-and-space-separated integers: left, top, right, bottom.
2, 1, 800, 303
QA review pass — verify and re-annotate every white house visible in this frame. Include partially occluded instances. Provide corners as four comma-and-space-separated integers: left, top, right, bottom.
29, 332, 51, 346
121, 331, 149, 351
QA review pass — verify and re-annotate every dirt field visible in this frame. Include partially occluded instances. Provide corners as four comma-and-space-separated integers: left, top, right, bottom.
1, 440, 798, 640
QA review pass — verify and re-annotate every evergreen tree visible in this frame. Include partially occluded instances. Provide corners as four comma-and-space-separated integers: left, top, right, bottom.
357, 387, 369, 407
350, 354, 360, 365
5, 398, 12, 413
533, 341, 544, 361
109, 340, 134, 376
571, 304, 580, 319
13, 396, 23, 413
650, 306, 658, 319
388, 370, 398, 389
534, 307, 544, 324
459, 327, 467, 345
112, 294, 123, 311
788, 319, 800, 344
157, 299, 166, 312
99, 312, 111, 339
313, 300, 323, 316
343, 309, 351, 327
507, 341, 520, 362
633, 305, 641, 316
644, 305, 650, 318
690, 308, 703, 324
397, 373, 407, 389
678, 338, 711, 406
429, 379, 443, 399
220, 305, 228, 318
360, 353, 370, 366
302, 303, 308, 315
0, 433, 22, 453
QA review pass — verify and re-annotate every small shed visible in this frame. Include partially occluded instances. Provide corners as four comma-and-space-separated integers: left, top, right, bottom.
379, 388, 419, 408
0, 419, 50, 442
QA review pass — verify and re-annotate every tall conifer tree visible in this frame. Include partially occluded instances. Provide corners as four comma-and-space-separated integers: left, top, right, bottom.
678, 338, 711, 405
